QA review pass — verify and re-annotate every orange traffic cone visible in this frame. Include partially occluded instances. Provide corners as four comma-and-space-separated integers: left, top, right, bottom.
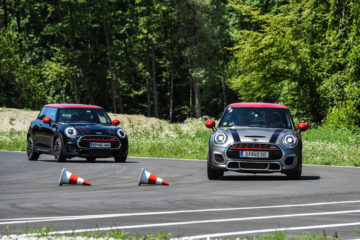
59, 168, 91, 186
138, 168, 170, 186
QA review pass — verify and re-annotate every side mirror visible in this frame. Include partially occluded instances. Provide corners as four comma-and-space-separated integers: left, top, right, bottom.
112, 119, 120, 126
42, 117, 51, 124
298, 122, 309, 132
205, 120, 215, 129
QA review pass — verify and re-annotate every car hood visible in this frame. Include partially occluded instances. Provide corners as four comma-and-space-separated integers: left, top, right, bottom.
62, 124, 120, 136
219, 127, 297, 144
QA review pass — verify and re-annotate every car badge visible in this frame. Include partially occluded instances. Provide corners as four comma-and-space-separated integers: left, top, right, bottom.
251, 138, 259, 142
96, 132, 102, 135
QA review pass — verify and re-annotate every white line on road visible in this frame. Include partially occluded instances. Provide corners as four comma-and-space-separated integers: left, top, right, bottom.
179, 222, 360, 239
14, 209, 360, 235
1, 199, 360, 225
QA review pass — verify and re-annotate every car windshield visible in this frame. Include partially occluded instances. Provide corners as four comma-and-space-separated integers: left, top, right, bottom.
58, 108, 111, 124
219, 107, 293, 129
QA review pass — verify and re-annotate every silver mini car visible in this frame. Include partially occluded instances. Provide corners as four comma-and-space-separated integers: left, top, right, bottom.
205, 102, 309, 180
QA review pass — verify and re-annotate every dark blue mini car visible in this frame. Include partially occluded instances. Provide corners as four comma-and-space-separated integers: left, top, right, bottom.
27, 104, 128, 162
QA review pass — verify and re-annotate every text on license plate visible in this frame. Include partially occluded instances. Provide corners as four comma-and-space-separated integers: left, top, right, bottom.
240, 151, 269, 158
89, 142, 111, 148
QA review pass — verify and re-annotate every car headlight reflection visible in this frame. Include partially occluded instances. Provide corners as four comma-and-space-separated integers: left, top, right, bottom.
282, 134, 298, 148
64, 127, 77, 138
117, 128, 127, 139
214, 132, 228, 145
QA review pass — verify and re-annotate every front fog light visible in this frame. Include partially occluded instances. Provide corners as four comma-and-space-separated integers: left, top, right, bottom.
214, 132, 227, 144
282, 134, 298, 148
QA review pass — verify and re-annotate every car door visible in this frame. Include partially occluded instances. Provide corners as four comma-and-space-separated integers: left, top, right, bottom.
41, 107, 58, 150
33, 107, 48, 149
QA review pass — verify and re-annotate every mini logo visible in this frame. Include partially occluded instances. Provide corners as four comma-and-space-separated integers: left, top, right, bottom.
251, 138, 259, 142
96, 132, 102, 135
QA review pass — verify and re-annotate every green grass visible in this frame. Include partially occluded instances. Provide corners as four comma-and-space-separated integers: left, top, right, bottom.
302, 127, 360, 166
1, 226, 173, 239
0, 119, 359, 167
128, 118, 210, 159
0, 129, 27, 151
0, 226, 349, 240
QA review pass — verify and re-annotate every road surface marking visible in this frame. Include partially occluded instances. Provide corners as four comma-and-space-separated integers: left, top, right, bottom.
9, 209, 360, 235
1, 199, 360, 225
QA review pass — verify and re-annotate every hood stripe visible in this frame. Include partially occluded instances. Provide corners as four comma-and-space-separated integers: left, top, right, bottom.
230, 129, 240, 142
82, 127, 89, 135
270, 130, 282, 143
76, 128, 84, 135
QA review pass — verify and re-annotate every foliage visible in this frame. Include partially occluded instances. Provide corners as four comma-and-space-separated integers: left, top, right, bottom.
0, 0, 235, 122
0, 0, 359, 128
228, 0, 360, 127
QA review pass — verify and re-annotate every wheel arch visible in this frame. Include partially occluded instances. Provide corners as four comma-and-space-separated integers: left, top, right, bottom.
52, 131, 65, 153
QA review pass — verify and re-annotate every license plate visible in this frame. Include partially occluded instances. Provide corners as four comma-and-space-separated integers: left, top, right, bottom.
89, 142, 111, 148
240, 151, 269, 158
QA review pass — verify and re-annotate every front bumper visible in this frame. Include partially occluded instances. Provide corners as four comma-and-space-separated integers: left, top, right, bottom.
209, 143, 299, 173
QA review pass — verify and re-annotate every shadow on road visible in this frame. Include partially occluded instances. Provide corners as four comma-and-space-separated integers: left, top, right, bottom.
220, 175, 320, 181
37, 159, 139, 164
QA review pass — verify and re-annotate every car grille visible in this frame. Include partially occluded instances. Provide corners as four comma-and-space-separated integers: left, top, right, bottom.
226, 143, 283, 160
78, 136, 120, 148
227, 162, 281, 171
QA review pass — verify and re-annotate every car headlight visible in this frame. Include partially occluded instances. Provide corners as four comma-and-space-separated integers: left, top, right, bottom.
282, 134, 298, 148
214, 132, 228, 145
117, 128, 127, 139
64, 127, 77, 138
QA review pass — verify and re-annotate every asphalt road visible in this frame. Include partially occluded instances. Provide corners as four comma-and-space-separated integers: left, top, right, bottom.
1, 151, 360, 239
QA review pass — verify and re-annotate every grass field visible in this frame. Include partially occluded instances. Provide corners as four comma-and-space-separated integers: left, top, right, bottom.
0, 108, 359, 166
0, 227, 344, 240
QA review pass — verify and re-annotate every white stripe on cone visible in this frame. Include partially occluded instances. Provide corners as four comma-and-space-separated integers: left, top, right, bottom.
138, 168, 170, 186
59, 168, 91, 186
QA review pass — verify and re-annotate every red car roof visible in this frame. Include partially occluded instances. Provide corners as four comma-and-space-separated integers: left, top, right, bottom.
228, 102, 288, 109
45, 104, 103, 109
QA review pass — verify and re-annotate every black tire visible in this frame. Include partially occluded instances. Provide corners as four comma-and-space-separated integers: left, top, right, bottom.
27, 136, 39, 161
285, 153, 302, 180
86, 157, 96, 162
114, 152, 127, 162
54, 137, 66, 162
207, 152, 224, 180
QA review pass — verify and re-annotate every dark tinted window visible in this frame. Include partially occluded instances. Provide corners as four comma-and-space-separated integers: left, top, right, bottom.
38, 107, 48, 119
58, 108, 111, 124
45, 107, 58, 121
219, 107, 293, 129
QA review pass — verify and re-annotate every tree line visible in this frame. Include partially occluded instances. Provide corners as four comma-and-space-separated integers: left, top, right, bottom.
0, 0, 359, 128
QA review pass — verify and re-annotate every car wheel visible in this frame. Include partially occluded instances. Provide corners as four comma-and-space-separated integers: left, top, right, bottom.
54, 137, 66, 162
285, 153, 302, 180
86, 157, 96, 162
207, 152, 224, 180
27, 136, 39, 161
114, 152, 127, 162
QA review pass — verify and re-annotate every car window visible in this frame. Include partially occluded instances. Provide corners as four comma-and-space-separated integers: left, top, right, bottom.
45, 107, 57, 121
96, 111, 110, 124
219, 107, 292, 129
38, 107, 48, 119
58, 108, 111, 124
